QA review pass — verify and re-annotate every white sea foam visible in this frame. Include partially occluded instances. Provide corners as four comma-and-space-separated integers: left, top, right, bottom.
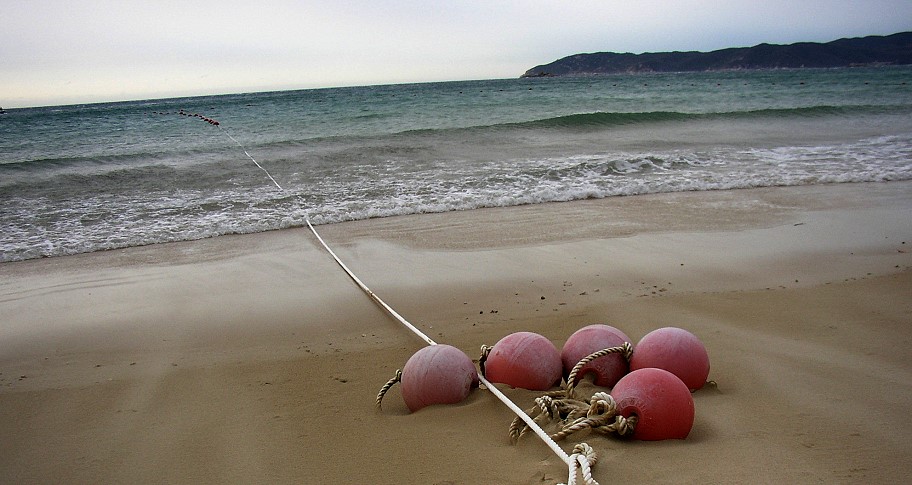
3, 133, 911, 262
3, 70, 912, 262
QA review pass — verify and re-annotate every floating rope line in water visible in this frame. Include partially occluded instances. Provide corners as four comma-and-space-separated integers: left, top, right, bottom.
169, 111, 594, 485
218, 126, 284, 191
152, 110, 285, 191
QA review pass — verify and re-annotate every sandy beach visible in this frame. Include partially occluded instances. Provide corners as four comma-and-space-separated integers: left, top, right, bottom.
2, 181, 911, 484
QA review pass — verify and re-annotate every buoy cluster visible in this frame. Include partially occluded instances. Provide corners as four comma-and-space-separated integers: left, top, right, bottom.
151, 109, 220, 126
377, 324, 710, 442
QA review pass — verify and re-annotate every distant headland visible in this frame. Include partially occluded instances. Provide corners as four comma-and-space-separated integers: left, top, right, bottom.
521, 32, 912, 77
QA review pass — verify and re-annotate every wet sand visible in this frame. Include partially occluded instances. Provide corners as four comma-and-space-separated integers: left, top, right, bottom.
1, 181, 911, 484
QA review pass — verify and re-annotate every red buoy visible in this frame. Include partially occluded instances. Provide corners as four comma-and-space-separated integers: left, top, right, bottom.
400, 345, 479, 412
561, 324, 632, 388
485, 331, 562, 390
612, 367, 694, 440
630, 327, 710, 391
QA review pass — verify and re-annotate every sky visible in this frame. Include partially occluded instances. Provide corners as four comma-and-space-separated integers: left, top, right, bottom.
3, 0, 911, 108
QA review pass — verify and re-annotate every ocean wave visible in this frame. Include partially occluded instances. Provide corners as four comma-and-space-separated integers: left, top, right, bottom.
5, 133, 909, 263
4, 69, 912, 264
502, 105, 909, 130
368, 104, 911, 143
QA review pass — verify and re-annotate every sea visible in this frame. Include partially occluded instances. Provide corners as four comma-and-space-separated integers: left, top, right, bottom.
2, 67, 911, 263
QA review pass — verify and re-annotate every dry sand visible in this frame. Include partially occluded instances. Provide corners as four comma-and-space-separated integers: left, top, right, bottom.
1, 181, 911, 484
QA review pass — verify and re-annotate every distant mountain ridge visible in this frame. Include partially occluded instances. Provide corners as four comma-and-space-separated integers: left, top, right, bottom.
521, 32, 912, 77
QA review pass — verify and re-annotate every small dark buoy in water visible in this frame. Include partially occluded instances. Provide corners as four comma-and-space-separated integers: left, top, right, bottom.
400, 345, 478, 412
561, 324, 631, 387
485, 331, 562, 390
612, 367, 694, 440
629, 327, 710, 390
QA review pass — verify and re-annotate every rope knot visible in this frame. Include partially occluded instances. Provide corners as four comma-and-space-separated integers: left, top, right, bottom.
571, 442, 598, 466
563, 442, 600, 485
586, 392, 617, 418
510, 369, 637, 444
611, 414, 637, 437
536, 395, 560, 419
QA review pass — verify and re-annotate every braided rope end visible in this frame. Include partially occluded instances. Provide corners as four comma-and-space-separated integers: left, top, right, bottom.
375, 369, 402, 409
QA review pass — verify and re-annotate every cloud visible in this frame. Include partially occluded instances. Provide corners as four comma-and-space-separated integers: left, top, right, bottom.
2, 0, 910, 106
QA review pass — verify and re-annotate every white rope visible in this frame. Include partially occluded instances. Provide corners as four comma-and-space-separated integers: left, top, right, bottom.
477, 373, 571, 464
219, 126, 284, 191
217, 120, 589, 483
561, 443, 599, 485
303, 217, 437, 346
309, 215, 592, 485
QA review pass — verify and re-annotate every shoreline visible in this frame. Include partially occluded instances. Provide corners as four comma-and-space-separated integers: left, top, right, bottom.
2, 181, 911, 484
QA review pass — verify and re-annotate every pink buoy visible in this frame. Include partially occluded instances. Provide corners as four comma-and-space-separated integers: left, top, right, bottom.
561, 324, 632, 388
400, 344, 479, 412
630, 326, 710, 391
485, 331, 562, 391
612, 367, 694, 440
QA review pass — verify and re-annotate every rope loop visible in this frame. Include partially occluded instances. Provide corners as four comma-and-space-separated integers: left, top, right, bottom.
572, 442, 598, 467
536, 395, 561, 420
561, 442, 600, 485
587, 392, 617, 418
375, 369, 402, 409
565, 342, 634, 398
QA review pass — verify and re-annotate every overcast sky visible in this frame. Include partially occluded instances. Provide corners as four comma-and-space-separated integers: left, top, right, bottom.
3, 0, 911, 107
